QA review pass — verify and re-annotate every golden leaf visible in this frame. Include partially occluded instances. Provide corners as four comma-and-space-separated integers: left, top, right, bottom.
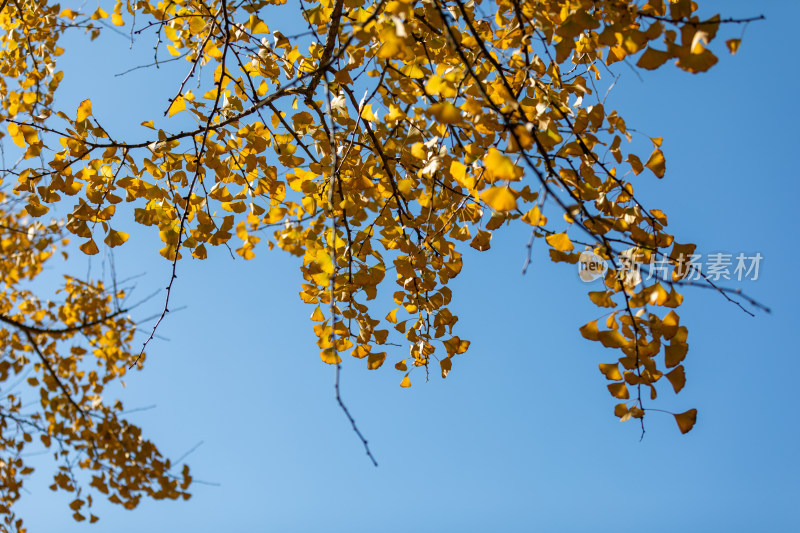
545, 232, 574, 252
76, 99, 92, 122
320, 348, 341, 365
79, 239, 100, 255
599, 363, 622, 381
607, 382, 629, 399
665, 365, 686, 393
481, 186, 517, 212
168, 96, 186, 118
431, 102, 462, 124
674, 409, 698, 434
645, 148, 665, 178
588, 291, 616, 308
483, 147, 520, 182
470, 230, 492, 251
90, 7, 108, 19
310, 306, 324, 322
440, 357, 452, 378
637, 47, 671, 70
580, 320, 599, 341
367, 352, 386, 370
103, 229, 129, 248
521, 205, 545, 226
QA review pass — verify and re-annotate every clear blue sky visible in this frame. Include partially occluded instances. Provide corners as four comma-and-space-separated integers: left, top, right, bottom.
14, 1, 799, 531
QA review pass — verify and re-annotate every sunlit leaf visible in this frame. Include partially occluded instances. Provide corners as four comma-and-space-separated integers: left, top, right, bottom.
607, 382, 629, 399
79, 239, 99, 255
104, 229, 129, 248
645, 148, 666, 178
481, 186, 517, 212
320, 348, 341, 365
599, 363, 622, 381
168, 96, 186, 117
545, 232, 574, 252
76, 99, 92, 122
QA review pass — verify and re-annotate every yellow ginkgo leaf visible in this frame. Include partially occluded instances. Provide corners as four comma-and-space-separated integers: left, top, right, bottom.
77, 99, 92, 122
320, 348, 341, 365
103, 229, 129, 248
645, 148, 665, 178
25, 201, 49, 217
579, 320, 599, 341
607, 382, 629, 399
310, 306, 324, 322
599, 363, 622, 381
112, 2, 124, 26
637, 47, 670, 70
192, 244, 207, 259
598, 330, 627, 349
483, 147, 519, 182
395, 359, 408, 371
521, 205, 545, 226
470, 229, 492, 251
167, 96, 186, 118
665, 339, 688, 368
674, 408, 697, 434
79, 239, 99, 255
440, 357, 452, 378
665, 365, 686, 393
90, 7, 108, 19
376, 25, 405, 59
450, 160, 475, 189
627, 154, 644, 175
367, 352, 386, 370
400, 374, 411, 387
546, 232, 574, 252
661, 310, 680, 339
481, 186, 517, 212
588, 291, 615, 308
431, 101, 461, 124
360, 104, 377, 122
726, 39, 741, 55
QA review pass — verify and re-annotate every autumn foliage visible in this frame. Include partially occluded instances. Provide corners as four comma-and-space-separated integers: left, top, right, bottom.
0, 0, 763, 528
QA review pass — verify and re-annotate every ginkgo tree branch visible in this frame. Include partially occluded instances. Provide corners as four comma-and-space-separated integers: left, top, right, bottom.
132, 0, 234, 368
0, 309, 128, 336
305, 0, 345, 97
637, 12, 765, 27
23, 330, 89, 420
324, 68, 379, 467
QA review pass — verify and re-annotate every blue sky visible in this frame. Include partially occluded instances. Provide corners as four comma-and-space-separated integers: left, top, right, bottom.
12, 1, 800, 531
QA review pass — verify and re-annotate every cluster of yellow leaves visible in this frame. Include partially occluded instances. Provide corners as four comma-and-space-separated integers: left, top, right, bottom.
0, 2, 193, 529
0, 181, 190, 530
0, 0, 755, 524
